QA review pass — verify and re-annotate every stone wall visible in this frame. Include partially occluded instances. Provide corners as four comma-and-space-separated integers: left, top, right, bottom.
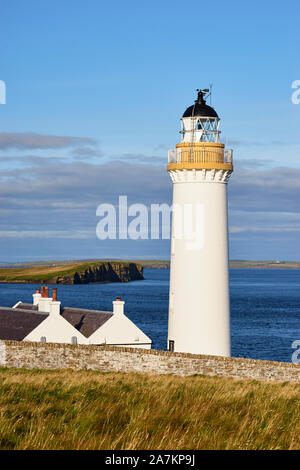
0, 340, 299, 383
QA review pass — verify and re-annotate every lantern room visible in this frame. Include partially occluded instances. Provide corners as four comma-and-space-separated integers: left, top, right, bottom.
181, 89, 220, 143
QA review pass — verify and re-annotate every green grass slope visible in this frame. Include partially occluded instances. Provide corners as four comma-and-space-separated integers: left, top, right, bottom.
0, 368, 299, 450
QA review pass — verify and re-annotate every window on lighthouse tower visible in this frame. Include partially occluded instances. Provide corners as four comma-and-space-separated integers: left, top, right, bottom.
181, 121, 186, 140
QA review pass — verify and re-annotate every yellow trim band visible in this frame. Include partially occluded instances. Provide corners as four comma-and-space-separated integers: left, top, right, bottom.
167, 162, 233, 171
176, 142, 225, 149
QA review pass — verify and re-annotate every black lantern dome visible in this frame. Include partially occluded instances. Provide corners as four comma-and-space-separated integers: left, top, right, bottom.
182, 89, 218, 118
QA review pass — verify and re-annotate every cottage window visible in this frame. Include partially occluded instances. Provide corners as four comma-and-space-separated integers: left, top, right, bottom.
71, 336, 78, 345
40, 336, 46, 343
168, 340, 175, 352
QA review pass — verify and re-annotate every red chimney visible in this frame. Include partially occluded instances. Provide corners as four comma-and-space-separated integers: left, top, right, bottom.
36, 289, 40, 294
52, 288, 57, 301
116, 297, 122, 301
41, 286, 49, 298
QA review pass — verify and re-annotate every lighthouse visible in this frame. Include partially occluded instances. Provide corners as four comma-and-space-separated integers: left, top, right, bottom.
167, 89, 233, 356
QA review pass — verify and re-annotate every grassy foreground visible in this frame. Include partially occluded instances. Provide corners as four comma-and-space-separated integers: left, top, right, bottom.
0, 368, 299, 450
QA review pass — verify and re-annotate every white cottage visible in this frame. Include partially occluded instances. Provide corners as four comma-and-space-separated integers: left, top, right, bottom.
0, 285, 152, 349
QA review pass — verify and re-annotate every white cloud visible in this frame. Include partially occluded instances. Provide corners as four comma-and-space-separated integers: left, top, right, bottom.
0, 132, 97, 150
0, 230, 95, 239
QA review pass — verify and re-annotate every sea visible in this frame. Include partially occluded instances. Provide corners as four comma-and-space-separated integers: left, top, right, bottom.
0, 268, 299, 363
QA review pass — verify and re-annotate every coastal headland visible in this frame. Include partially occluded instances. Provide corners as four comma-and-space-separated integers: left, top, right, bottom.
0, 261, 144, 284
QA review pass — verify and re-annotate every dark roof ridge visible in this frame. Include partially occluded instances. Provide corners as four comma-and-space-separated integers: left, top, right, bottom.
15, 302, 34, 307
0, 306, 49, 316
15, 302, 113, 316
62, 306, 112, 315
14, 302, 38, 311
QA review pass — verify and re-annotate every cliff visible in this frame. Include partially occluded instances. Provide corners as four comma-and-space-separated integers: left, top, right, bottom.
54, 262, 144, 284
0, 262, 144, 285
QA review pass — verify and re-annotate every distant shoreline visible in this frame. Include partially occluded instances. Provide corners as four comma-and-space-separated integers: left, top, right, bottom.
135, 260, 300, 270
1, 259, 300, 271
229, 265, 300, 270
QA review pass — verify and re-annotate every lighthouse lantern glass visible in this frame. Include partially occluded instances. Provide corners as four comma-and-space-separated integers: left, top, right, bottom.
197, 118, 220, 142
181, 116, 220, 143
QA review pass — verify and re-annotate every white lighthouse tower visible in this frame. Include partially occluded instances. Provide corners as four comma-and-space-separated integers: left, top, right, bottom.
167, 89, 233, 356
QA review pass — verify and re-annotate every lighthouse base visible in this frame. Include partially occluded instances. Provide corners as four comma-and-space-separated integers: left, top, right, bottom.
168, 172, 231, 357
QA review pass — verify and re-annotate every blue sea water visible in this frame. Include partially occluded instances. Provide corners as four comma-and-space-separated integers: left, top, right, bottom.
0, 268, 299, 363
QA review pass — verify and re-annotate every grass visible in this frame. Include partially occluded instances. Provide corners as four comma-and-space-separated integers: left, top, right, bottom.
0, 367, 298, 450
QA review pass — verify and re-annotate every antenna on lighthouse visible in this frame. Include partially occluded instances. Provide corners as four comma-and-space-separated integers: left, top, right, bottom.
201, 83, 213, 106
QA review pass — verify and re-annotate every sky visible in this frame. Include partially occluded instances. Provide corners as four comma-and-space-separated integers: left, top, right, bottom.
0, 0, 299, 262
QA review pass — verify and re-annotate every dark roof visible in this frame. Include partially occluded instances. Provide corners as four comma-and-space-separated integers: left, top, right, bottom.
182, 102, 218, 118
182, 90, 219, 118
10, 302, 113, 339
61, 307, 113, 338
0, 306, 48, 341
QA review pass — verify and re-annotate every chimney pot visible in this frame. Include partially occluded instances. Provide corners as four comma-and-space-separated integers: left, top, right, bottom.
33, 289, 41, 306
113, 298, 125, 314
52, 288, 57, 301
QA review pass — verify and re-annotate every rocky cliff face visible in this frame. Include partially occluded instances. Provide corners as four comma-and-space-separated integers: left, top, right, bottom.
52, 262, 144, 285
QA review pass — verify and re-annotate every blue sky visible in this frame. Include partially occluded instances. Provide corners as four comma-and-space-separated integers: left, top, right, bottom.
0, 0, 299, 262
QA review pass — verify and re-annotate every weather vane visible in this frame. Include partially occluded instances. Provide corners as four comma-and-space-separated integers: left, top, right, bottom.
196, 88, 210, 103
